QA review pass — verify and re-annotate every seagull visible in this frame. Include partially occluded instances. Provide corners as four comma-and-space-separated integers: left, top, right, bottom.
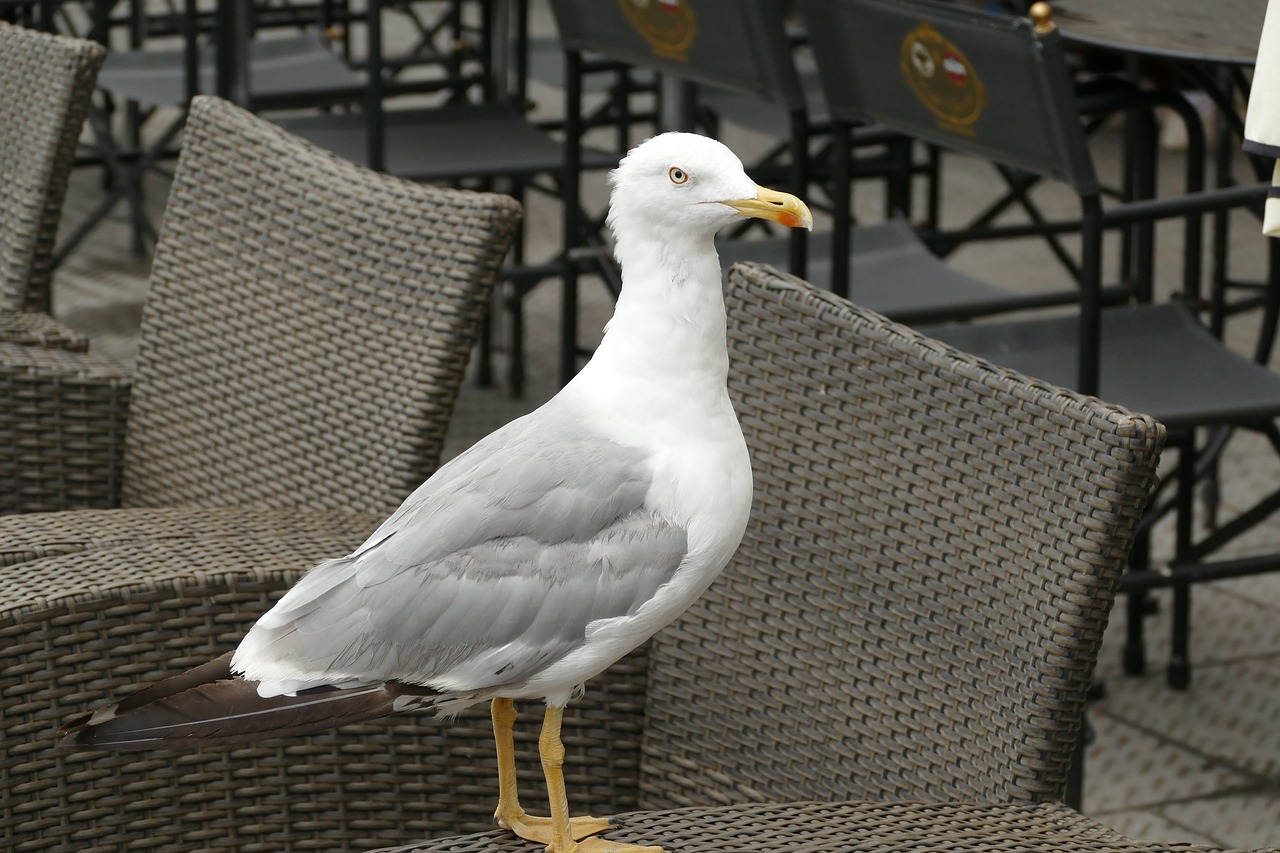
59, 132, 812, 853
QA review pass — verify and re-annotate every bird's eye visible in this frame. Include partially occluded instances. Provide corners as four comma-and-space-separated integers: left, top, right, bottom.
668, 166, 689, 185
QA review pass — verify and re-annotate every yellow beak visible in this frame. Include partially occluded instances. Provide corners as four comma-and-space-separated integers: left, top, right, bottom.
722, 185, 813, 231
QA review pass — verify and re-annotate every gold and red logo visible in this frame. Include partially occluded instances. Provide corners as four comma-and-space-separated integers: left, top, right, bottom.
900, 21, 985, 135
619, 0, 697, 62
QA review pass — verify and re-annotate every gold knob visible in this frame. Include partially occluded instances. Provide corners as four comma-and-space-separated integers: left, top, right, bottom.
1029, 1, 1056, 34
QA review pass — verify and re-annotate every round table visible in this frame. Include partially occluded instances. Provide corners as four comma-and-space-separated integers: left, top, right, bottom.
1050, 0, 1265, 64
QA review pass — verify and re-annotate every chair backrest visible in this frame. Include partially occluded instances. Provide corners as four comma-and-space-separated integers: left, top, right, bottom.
121, 96, 521, 516
547, 0, 804, 110
0, 23, 105, 314
800, 0, 1099, 194
639, 262, 1163, 805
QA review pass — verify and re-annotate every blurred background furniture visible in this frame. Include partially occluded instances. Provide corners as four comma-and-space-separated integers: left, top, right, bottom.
53, 0, 366, 263
1052, 0, 1264, 63
0, 22, 103, 337
800, 0, 1280, 690
265, 0, 625, 393
1045, 0, 1280, 682
546, 0, 1097, 328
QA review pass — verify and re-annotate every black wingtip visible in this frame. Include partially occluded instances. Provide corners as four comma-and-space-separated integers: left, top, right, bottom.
58, 654, 443, 751
58, 652, 238, 751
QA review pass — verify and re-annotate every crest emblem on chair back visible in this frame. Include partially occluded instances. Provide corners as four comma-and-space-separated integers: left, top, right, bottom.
901, 20, 987, 134
617, 0, 698, 61
550, 0, 804, 110
801, 0, 1099, 194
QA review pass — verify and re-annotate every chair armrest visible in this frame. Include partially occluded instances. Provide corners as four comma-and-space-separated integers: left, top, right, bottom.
1, 505, 648, 851
0, 341, 130, 513
0, 311, 90, 351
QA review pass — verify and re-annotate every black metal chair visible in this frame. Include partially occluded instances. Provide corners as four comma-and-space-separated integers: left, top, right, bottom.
546, 0, 1088, 327
57, 0, 365, 263
272, 0, 622, 394
801, 0, 1280, 688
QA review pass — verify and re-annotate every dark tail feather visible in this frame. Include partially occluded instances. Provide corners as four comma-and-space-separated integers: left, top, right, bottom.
59, 652, 439, 751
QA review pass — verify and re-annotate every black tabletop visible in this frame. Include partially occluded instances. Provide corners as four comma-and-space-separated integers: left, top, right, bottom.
1050, 0, 1266, 64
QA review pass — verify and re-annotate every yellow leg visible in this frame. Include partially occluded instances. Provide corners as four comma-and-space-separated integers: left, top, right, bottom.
537, 705, 664, 853
490, 698, 615, 845
492, 698, 527, 829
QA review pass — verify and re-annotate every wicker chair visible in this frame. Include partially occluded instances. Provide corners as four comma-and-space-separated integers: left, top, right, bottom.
645, 262, 1163, 808
364, 265, 1273, 853
1, 94, 521, 516
1, 93, 530, 852
0, 22, 104, 347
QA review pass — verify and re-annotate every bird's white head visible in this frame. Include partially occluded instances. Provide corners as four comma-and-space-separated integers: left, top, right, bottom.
606, 132, 813, 244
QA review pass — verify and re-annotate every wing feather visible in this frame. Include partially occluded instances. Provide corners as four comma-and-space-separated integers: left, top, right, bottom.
233, 409, 689, 696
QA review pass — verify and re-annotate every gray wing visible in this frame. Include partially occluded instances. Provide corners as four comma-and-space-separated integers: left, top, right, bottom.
238, 406, 689, 693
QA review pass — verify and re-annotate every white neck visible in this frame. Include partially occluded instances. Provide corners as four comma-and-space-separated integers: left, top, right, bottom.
562, 224, 732, 433
598, 224, 727, 370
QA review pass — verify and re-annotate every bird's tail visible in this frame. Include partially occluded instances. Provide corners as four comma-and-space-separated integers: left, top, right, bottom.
59, 652, 439, 751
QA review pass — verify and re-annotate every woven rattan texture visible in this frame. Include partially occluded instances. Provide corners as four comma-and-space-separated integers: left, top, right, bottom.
0, 23, 104, 314
120, 96, 521, 516
0, 505, 650, 851
0, 311, 89, 351
0, 341, 130, 513
370, 800, 1275, 853
639, 264, 1165, 808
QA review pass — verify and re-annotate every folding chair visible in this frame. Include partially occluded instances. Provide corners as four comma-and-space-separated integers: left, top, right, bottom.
56, 0, 365, 263
546, 0, 1083, 327
273, 0, 622, 393
801, 0, 1280, 687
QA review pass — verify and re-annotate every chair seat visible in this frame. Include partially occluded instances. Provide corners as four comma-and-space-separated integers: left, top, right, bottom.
718, 221, 1081, 324
927, 302, 1280, 429
0, 504, 380, 570
98, 34, 364, 107
276, 102, 619, 182
365, 800, 1249, 853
